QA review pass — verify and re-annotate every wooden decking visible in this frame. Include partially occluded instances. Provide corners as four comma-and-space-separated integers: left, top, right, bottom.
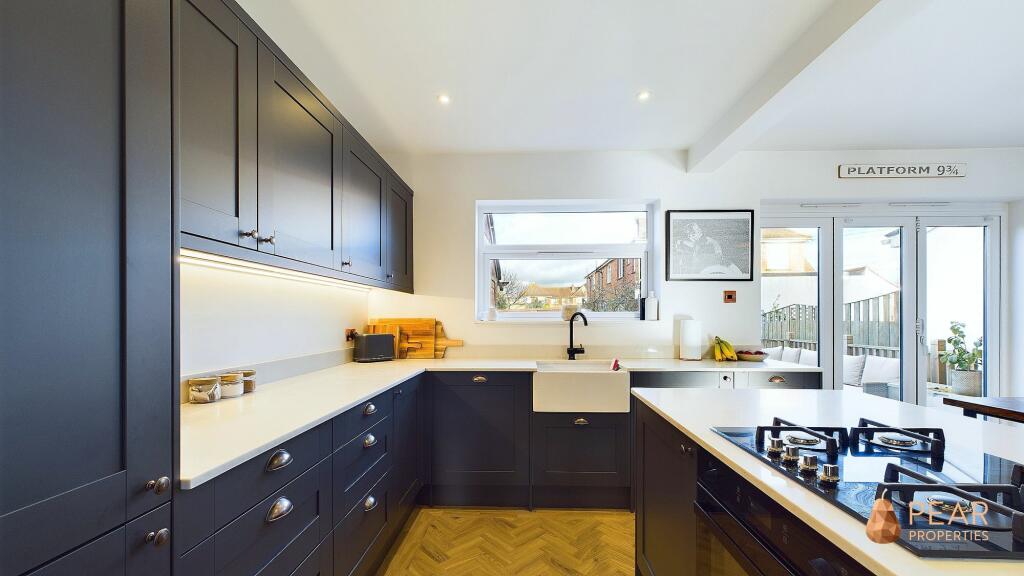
378, 507, 635, 576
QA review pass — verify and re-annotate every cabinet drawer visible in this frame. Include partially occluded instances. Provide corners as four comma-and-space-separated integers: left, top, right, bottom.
333, 474, 389, 576
214, 422, 331, 530
431, 370, 530, 388
742, 371, 821, 389
290, 537, 332, 576
334, 390, 393, 449
333, 416, 392, 523
630, 371, 720, 388
214, 460, 331, 576
26, 527, 125, 576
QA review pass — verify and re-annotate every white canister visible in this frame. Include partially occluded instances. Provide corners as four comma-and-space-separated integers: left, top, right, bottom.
219, 372, 244, 398
680, 319, 704, 360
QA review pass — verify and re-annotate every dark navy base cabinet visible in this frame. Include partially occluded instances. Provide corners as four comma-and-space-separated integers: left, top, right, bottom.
429, 372, 532, 507
531, 413, 630, 509
635, 402, 698, 576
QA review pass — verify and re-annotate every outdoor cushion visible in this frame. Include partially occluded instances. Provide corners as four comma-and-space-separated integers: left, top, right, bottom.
862, 355, 901, 384
798, 349, 818, 366
781, 347, 801, 363
843, 355, 867, 386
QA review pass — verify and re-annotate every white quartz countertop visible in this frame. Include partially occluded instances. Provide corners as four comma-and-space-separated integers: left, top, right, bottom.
621, 358, 821, 372
631, 388, 1024, 576
179, 357, 815, 489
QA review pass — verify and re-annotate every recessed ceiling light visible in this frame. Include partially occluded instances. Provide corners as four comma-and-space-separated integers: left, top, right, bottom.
636, 90, 652, 102
437, 93, 451, 105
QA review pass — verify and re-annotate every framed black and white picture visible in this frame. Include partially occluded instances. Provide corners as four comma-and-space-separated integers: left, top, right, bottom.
666, 210, 754, 281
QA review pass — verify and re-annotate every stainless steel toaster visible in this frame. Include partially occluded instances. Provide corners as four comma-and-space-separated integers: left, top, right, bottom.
354, 333, 395, 363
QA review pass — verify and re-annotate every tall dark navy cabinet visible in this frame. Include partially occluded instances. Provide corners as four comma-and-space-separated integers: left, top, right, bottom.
0, 1, 174, 575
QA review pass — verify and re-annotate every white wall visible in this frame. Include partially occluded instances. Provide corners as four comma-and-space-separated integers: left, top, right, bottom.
1009, 200, 1024, 396
180, 263, 367, 376
370, 147, 1024, 360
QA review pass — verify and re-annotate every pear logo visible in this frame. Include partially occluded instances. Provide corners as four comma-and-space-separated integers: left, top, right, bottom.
866, 490, 901, 544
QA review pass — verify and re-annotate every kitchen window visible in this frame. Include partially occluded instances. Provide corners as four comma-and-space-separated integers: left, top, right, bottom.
476, 201, 654, 320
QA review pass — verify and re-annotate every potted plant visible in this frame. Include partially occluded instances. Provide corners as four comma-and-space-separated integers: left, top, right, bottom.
938, 321, 983, 396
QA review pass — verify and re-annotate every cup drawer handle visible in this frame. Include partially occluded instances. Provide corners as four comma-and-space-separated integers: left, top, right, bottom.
266, 497, 294, 523
266, 449, 293, 472
768, 375, 787, 384
363, 495, 378, 512
363, 433, 378, 448
472, 375, 487, 383
573, 417, 589, 426
363, 402, 377, 416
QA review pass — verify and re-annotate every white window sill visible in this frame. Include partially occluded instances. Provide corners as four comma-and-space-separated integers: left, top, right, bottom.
474, 318, 655, 325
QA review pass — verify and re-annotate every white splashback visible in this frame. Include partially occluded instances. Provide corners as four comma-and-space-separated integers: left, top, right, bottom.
180, 261, 367, 376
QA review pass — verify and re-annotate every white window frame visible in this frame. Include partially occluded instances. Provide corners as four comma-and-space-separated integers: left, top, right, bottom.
762, 202, 1004, 403
476, 200, 654, 321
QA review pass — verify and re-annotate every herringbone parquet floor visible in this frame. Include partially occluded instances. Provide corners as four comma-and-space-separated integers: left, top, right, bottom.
377, 508, 635, 576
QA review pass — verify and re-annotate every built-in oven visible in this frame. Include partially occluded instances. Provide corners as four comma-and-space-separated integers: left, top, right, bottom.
697, 454, 873, 576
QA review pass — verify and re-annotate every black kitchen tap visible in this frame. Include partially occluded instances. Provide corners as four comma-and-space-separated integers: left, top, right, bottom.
567, 311, 588, 360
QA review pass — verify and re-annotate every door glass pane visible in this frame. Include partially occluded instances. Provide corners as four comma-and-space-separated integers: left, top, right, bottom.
842, 227, 903, 400
924, 226, 986, 408
760, 228, 819, 365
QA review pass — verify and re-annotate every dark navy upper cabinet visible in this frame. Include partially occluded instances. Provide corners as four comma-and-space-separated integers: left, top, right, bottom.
341, 129, 387, 280
385, 173, 414, 290
430, 372, 531, 507
0, 1, 173, 574
258, 44, 342, 270
178, 0, 258, 248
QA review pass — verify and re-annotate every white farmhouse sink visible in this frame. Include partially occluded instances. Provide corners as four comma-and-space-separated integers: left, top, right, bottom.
533, 360, 630, 413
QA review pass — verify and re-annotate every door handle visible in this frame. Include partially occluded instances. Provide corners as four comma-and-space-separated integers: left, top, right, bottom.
266, 497, 294, 523
266, 449, 293, 472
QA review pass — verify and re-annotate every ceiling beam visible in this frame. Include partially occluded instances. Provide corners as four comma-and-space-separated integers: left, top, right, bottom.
687, 0, 913, 172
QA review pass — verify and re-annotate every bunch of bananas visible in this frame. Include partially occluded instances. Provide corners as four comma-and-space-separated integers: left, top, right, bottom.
712, 337, 737, 362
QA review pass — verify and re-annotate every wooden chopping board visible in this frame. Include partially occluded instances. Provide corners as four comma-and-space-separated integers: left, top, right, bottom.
367, 318, 437, 359
365, 318, 465, 359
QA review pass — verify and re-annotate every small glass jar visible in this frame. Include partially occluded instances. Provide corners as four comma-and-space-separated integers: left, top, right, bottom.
219, 372, 244, 398
240, 369, 257, 393
188, 377, 221, 404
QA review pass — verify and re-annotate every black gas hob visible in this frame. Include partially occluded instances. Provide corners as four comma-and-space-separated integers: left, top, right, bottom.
713, 417, 1024, 560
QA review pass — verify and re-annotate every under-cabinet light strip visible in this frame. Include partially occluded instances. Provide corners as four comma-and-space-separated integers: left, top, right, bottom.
178, 249, 372, 293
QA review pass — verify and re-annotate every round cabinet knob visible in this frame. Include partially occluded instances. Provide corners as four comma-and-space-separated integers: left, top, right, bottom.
145, 476, 171, 495
240, 229, 258, 239
363, 495, 378, 512
363, 403, 377, 416
363, 433, 377, 448
679, 443, 694, 456
266, 449, 293, 472
145, 528, 170, 547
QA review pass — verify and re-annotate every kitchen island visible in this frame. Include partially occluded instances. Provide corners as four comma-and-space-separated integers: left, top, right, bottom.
632, 388, 1024, 576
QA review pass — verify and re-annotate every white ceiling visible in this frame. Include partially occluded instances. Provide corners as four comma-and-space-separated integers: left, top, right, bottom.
752, 0, 1024, 151
238, 0, 833, 153
237, 0, 1024, 161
